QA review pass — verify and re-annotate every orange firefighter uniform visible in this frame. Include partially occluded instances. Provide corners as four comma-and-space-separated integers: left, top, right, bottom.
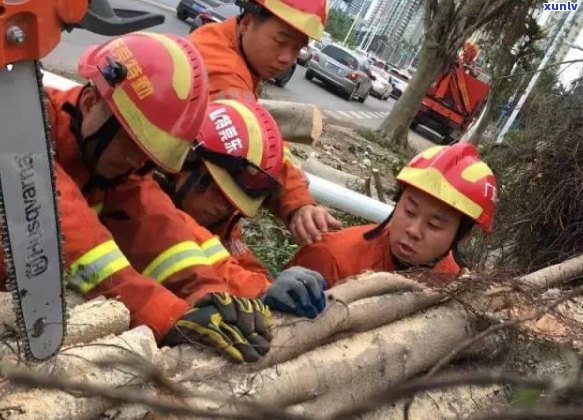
0, 86, 271, 341
189, 17, 316, 222
287, 224, 462, 288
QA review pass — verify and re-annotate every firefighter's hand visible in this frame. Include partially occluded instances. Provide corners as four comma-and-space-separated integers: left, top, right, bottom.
264, 266, 327, 319
198, 293, 273, 354
163, 293, 272, 363
289, 205, 342, 245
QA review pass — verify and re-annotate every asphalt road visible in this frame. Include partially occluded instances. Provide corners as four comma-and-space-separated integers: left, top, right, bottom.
42, 0, 436, 142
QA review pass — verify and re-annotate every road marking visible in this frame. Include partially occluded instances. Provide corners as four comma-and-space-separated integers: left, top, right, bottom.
323, 110, 342, 119
355, 111, 372, 119
336, 111, 353, 119
323, 110, 391, 120
135, 0, 175, 12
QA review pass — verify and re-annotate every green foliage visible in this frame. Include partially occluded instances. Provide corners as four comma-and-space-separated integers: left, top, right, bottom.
466, 80, 583, 273
510, 387, 543, 406
325, 9, 357, 45
242, 210, 298, 278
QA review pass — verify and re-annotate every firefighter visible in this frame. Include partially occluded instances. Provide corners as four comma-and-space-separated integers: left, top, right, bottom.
185, 0, 338, 318
189, 0, 340, 247
0, 33, 273, 363
286, 144, 498, 314
158, 99, 328, 319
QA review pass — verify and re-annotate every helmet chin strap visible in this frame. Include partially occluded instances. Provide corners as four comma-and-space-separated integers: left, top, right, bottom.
63, 92, 139, 194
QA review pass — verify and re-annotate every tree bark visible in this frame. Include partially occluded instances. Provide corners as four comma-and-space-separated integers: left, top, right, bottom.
379, 46, 446, 148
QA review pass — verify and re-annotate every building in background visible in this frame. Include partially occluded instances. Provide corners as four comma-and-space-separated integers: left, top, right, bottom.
346, 0, 372, 18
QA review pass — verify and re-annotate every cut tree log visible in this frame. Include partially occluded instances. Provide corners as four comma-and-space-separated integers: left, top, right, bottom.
259, 99, 323, 145
3, 255, 583, 419
0, 297, 129, 360
520, 253, 583, 289
302, 156, 362, 187
0, 326, 158, 419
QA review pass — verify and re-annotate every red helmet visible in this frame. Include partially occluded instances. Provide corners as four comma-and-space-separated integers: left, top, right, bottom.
78, 32, 208, 173
236, 0, 329, 41
195, 99, 284, 217
396, 144, 497, 233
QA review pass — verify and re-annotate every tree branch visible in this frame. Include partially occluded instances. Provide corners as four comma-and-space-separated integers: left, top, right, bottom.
0, 363, 305, 420
471, 407, 583, 420
496, 59, 583, 80
426, 283, 583, 378
332, 370, 583, 419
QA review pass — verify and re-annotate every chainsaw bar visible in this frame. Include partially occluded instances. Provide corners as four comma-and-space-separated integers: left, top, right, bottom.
0, 60, 65, 361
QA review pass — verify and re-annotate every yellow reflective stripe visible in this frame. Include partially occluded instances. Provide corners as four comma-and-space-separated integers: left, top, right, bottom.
461, 162, 494, 182
397, 166, 483, 219
67, 240, 130, 295
420, 146, 446, 160
283, 146, 294, 163
139, 33, 191, 100
91, 203, 104, 215
143, 239, 230, 283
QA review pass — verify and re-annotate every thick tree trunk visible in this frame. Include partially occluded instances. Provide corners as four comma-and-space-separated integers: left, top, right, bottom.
2, 256, 583, 419
379, 46, 446, 148
467, 94, 494, 144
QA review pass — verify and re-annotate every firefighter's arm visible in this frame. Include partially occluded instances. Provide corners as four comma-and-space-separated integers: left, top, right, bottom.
268, 146, 342, 244
285, 240, 342, 289
55, 165, 189, 341
101, 173, 270, 302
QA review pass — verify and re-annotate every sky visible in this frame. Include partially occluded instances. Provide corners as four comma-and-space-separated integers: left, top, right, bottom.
538, 5, 583, 86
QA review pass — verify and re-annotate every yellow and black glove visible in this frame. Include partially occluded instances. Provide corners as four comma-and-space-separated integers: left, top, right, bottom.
162, 292, 272, 363
197, 292, 273, 356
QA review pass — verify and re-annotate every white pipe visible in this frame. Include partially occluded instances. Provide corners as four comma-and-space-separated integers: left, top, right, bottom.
306, 174, 394, 223
41, 70, 392, 223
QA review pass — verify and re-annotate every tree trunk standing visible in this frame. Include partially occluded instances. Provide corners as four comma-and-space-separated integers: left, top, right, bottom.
379, 46, 446, 147
468, 94, 493, 144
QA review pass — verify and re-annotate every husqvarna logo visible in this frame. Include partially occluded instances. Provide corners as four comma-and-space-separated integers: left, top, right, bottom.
543, 1, 579, 11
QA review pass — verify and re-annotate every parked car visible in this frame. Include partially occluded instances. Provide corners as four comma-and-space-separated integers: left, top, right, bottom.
297, 40, 322, 66
370, 67, 392, 100
388, 68, 411, 99
190, 3, 239, 31
306, 44, 374, 103
188, 2, 296, 87
177, 0, 225, 21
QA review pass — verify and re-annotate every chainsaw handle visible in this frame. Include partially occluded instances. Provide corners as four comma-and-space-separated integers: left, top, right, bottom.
78, 0, 165, 36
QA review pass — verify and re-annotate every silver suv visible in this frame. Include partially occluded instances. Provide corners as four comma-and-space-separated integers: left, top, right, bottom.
306, 44, 373, 103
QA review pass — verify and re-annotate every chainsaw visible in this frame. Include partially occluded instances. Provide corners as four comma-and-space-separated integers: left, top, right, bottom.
0, 0, 164, 361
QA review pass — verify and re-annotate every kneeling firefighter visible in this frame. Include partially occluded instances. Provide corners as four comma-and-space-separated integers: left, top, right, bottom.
157, 99, 328, 319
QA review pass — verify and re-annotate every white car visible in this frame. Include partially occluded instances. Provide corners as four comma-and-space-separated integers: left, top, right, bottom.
370, 68, 392, 100
388, 69, 411, 99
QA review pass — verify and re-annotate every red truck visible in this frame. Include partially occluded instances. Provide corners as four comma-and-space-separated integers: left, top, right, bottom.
411, 45, 491, 143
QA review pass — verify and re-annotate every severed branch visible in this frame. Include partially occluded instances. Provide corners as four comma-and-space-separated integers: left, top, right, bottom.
427, 283, 583, 379
332, 370, 583, 420
470, 407, 583, 420
0, 363, 305, 420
